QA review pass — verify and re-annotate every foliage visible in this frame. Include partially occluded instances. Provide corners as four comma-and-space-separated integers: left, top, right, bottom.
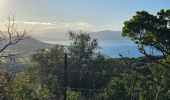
68, 31, 99, 64
104, 57, 170, 100
119, 10, 170, 99
0, 70, 13, 99
67, 89, 82, 100
122, 9, 170, 57
30, 32, 113, 99
0, 69, 50, 100
11, 72, 51, 99
30, 45, 65, 99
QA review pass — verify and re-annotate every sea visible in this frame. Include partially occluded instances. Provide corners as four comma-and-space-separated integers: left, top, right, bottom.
46, 40, 161, 58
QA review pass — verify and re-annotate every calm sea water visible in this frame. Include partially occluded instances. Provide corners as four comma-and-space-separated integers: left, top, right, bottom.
47, 40, 161, 58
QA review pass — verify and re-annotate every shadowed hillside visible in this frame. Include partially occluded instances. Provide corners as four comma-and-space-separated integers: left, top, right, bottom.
1, 36, 54, 51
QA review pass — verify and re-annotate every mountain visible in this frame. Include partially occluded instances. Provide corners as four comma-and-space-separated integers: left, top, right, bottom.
3, 36, 54, 51
35, 30, 128, 43
89, 30, 128, 42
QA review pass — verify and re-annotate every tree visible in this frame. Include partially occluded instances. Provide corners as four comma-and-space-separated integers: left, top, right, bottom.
122, 9, 170, 57
121, 9, 170, 99
0, 69, 51, 99
68, 31, 99, 88
104, 77, 128, 100
0, 16, 31, 58
68, 31, 99, 64
31, 32, 110, 99
31, 45, 65, 99
10, 72, 51, 99
67, 89, 82, 100
0, 16, 40, 99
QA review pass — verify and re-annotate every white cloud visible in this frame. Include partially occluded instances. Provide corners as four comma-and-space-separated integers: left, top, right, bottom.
9, 21, 96, 31
0, 20, 96, 40
0, 20, 96, 30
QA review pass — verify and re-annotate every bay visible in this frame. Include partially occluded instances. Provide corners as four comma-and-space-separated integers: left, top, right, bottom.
46, 40, 161, 58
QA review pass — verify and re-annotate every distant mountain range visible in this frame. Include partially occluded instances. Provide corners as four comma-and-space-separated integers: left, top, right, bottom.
90, 30, 127, 41
37, 30, 128, 43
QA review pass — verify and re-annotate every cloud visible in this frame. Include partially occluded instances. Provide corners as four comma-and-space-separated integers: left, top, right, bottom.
0, 20, 96, 40
15, 21, 53, 25
9, 21, 96, 31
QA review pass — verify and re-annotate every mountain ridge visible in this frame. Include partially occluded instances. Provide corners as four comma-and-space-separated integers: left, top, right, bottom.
90, 30, 127, 41
36, 30, 128, 43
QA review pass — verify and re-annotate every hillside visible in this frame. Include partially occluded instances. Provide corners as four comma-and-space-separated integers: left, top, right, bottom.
2, 36, 54, 51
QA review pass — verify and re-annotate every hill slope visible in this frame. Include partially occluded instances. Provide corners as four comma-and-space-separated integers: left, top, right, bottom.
2, 36, 54, 51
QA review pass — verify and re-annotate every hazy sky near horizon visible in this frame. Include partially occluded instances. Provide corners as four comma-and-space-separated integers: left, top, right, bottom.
0, 0, 169, 40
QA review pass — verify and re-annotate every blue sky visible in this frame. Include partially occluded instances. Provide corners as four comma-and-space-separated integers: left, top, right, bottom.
0, 0, 169, 39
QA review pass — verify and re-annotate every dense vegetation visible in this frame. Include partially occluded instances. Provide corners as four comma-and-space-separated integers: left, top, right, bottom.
0, 9, 170, 100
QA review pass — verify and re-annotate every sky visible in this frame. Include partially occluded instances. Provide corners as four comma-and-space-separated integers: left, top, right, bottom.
0, 0, 169, 40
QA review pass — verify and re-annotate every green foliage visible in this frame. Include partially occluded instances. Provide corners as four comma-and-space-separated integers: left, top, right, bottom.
31, 45, 64, 94
67, 89, 82, 100
11, 72, 51, 99
0, 70, 13, 99
122, 9, 170, 57
32, 45, 65, 68
31, 45, 64, 98
120, 10, 170, 99
30, 32, 109, 99
68, 31, 99, 64
104, 77, 128, 100
0, 69, 50, 100
104, 57, 170, 100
